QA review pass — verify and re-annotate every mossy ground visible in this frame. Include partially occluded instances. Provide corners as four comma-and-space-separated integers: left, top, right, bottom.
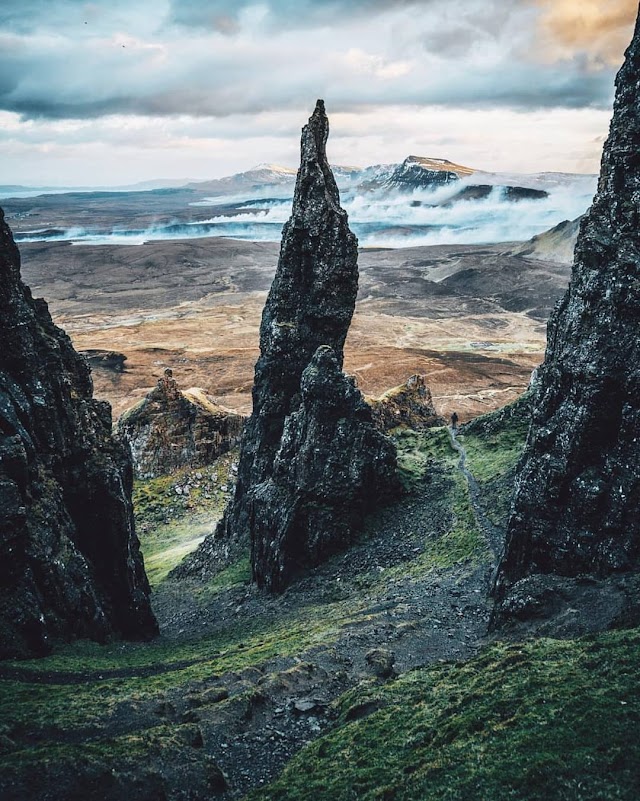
133, 451, 239, 585
4, 401, 636, 801
392, 426, 486, 571
457, 398, 531, 528
248, 627, 640, 801
0, 424, 490, 798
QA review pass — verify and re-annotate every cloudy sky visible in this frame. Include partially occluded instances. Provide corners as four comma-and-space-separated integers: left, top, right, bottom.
0, 0, 637, 186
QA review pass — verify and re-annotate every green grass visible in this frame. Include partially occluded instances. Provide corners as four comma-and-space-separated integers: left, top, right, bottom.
390, 426, 486, 573
247, 627, 640, 801
133, 454, 238, 586
0, 590, 400, 738
458, 397, 531, 484
394, 426, 458, 492
202, 554, 252, 595
426, 470, 486, 569
0, 423, 486, 774
455, 398, 531, 529
11, 400, 611, 801
459, 425, 528, 484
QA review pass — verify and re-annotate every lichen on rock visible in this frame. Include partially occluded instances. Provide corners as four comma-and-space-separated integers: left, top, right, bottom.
492, 14, 640, 627
117, 368, 244, 479
0, 207, 157, 658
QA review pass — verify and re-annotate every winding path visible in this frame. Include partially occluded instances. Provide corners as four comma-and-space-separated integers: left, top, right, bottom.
448, 426, 503, 565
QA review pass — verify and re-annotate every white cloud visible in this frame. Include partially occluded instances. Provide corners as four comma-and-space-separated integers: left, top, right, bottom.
0, 0, 634, 184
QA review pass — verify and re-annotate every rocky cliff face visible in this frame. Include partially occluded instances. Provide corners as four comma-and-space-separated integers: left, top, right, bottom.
181, 100, 398, 589
493, 16, 640, 624
0, 208, 157, 658
369, 375, 443, 432
117, 369, 244, 478
252, 346, 397, 591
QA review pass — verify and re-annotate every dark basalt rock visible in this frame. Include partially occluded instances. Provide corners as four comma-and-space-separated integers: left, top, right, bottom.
179, 100, 397, 588
0, 207, 157, 658
493, 15, 640, 623
251, 346, 398, 592
502, 186, 549, 202
386, 157, 459, 190
117, 369, 244, 479
443, 185, 549, 205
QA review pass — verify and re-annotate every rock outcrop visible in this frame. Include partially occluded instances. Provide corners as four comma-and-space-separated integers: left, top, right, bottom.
251, 346, 397, 591
117, 369, 244, 478
0, 207, 157, 658
81, 349, 128, 374
513, 217, 581, 265
369, 375, 443, 432
181, 100, 398, 589
493, 16, 640, 626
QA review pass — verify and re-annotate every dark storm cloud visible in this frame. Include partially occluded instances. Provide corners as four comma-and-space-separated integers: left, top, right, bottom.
0, 0, 628, 122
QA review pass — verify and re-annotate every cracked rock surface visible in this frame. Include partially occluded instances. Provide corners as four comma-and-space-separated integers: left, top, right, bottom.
493, 16, 640, 622
0, 207, 157, 658
181, 100, 397, 590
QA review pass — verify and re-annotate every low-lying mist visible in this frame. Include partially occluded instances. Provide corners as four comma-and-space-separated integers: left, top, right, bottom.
14, 175, 596, 249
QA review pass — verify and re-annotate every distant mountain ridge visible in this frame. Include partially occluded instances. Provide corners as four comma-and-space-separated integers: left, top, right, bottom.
1, 158, 597, 201
181, 157, 596, 199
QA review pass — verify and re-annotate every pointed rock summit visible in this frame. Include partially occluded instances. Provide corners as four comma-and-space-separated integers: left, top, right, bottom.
183, 100, 397, 590
0, 208, 157, 658
117, 368, 244, 479
369, 375, 444, 432
493, 15, 640, 624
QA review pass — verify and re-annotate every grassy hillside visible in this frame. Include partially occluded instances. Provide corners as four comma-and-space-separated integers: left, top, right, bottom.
247, 627, 640, 801
2, 400, 636, 800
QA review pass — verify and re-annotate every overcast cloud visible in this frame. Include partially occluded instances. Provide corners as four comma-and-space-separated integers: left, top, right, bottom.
0, 0, 636, 184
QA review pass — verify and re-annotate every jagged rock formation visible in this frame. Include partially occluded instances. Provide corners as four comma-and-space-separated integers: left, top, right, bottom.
181, 100, 398, 589
493, 16, 640, 624
0, 208, 157, 658
117, 369, 244, 478
251, 346, 397, 591
369, 375, 444, 432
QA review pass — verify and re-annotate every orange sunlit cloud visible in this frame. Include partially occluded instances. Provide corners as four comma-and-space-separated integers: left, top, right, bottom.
535, 0, 638, 66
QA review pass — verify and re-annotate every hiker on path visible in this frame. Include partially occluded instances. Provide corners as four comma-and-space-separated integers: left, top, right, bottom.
451, 411, 459, 431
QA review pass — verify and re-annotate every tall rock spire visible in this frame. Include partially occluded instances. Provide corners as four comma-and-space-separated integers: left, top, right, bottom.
182, 100, 397, 590
0, 208, 157, 658
493, 14, 640, 614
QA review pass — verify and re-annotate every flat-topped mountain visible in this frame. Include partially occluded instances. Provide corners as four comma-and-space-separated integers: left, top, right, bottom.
384, 156, 475, 190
